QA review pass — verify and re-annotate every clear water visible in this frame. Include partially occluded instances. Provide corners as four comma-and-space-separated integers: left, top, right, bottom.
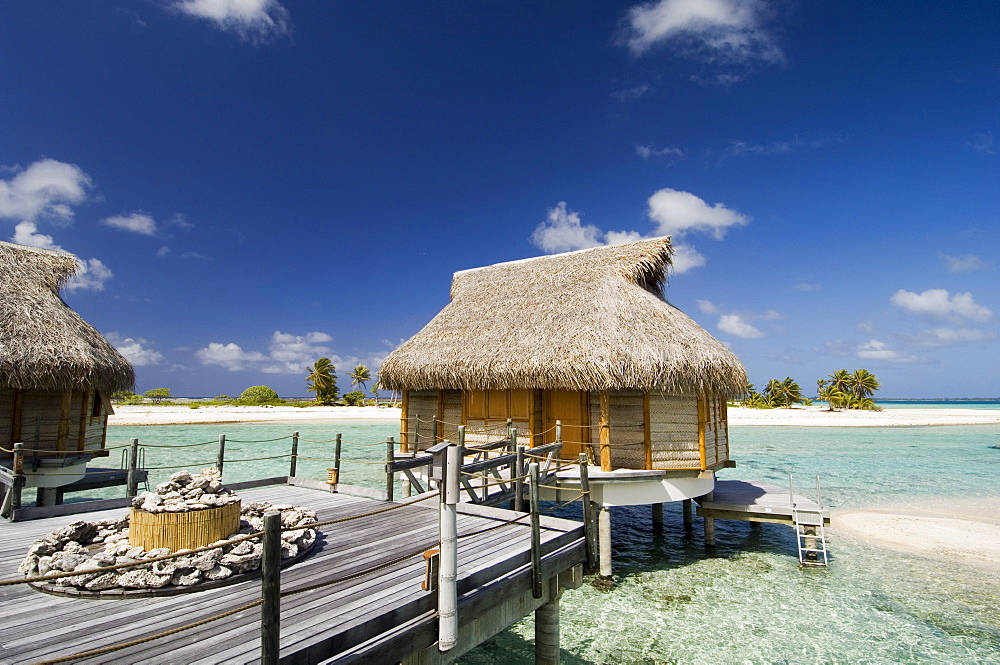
91, 419, 1000, 663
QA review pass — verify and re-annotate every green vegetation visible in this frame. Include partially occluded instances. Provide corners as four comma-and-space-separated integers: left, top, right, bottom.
110, 390, 144, 405
348, 364, 371, 393
238, 385, 280, 403
306, 357, 338, 404
143, 388, 171, 403
741, 369, 882, 411
343, 390, 366, 406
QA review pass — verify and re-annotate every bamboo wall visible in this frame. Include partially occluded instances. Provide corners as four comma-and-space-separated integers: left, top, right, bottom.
1, 388, 109, 453
648, 393, 702, 469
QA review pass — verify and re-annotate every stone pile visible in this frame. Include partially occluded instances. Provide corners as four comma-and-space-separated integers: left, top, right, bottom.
131, 468, 240, 513
18, 472, 318, 593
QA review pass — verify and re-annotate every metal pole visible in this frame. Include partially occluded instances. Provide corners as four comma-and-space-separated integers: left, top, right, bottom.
386, 439, 395, 502
578, 453, 597, 569
216, 434, 226, 475
126, 438, 139, 497
261, 510, 281, 665
514, 445, 525, 512
438, 443, 461, 652
529, 461, 542, 598
289, 431, 299, 478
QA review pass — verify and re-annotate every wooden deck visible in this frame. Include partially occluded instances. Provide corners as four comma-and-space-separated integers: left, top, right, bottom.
696, 479, 831, 525
0, 484, 586, 664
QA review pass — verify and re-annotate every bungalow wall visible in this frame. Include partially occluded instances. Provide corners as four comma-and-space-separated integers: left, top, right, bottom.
1, 388, 111, 454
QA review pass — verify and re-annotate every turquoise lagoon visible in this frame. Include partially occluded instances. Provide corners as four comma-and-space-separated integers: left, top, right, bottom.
90, 416, 1000, 664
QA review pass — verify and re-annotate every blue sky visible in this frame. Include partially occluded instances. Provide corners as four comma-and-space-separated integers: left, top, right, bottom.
2, 0, 997, 399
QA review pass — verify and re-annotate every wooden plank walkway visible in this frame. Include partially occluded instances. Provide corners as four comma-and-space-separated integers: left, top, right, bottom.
696, 480, 831, 525
0, 484, 586, 664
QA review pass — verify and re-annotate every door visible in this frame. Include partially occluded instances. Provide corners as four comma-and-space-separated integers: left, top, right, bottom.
542, 390, 589, 459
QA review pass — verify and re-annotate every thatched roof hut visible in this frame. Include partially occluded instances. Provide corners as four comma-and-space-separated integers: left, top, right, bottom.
1, 241, 132, 473
0, 241, 133, 393
380, 237, 745, 396
381, 237, 745, 473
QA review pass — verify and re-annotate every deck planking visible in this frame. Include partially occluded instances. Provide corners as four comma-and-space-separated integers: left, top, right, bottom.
697, 479, 831, 525
0, 483, 585, 664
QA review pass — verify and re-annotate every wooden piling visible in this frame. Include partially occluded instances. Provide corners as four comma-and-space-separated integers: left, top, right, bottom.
289, 431, 299, 477
261, 510, 281, 665
578, 453, 597, 569
216, 434, 226, 474
598, 505, 612, 579
438, 443, 461, 652
529, 462, 542, 598
126, 438, 140, 497
703, 491, 716, 547
514, 445, 525, 512
334, 433, 342, 488
682, 498, 693, 532
652, 502, 664, 533
534, 587, 560, 665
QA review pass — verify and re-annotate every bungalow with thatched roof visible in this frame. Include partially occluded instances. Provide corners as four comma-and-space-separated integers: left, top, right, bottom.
380, 236, 746, 474
1, 241, 134, 500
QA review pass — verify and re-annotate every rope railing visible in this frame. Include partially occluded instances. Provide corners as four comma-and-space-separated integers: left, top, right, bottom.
225, 435, 294, 444
134, 439, 219, 448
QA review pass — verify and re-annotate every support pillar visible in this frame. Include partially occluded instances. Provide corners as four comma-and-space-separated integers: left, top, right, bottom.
703, 492, 716, 548
682, 499, 693, 533
598, 505, 613, 578
36, 487, 58, 507
651, 502, 663, 533
534, 588, 561, 665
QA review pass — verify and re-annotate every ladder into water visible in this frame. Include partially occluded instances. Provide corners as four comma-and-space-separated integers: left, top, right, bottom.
790, 474, 829, 567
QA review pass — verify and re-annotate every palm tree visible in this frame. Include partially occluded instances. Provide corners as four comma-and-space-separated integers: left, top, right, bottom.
778, 377, 804, 407
349, 364, 371, 393
371, 382, 381, 407
818, 384, 846, 411
828, 369, 852, 395
306, 357, 338, 404
848, 369, 881, 400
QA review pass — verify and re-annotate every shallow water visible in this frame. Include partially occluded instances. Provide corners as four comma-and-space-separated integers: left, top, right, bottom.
93, 419, 1000, 663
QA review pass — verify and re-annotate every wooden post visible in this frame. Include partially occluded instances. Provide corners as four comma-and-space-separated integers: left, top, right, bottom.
598, 505, 612, 579
386, 439, 395, 502
579, 453, 597, 569
682, 499, 693, 533
529, 461, 542, 599
11, 442, 25, 519
432, 418, 439, 445
599, 392, 611, 472
216, 434, 226, 475
438, 443, 461, 652
514, 445, 525, 512
334, 433, 343, 488
652, 503, 664, 533
555, 419, 562, 447
289, 431, 299, 478
394, 436, 410, 498
703, 491, 716, 547
400, 391, 409, 453
126, 438, 140, 497
261, 510, 281, 665
534, 587, 561, 665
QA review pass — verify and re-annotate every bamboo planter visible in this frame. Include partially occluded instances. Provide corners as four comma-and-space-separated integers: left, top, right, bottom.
129, 501, 242, 551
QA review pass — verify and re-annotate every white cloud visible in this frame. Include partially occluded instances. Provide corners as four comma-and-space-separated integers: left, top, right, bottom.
12, 221, 59, 249
646, 188, 749, 239
105, 332, 165, 366
669, 243, 706, 273
717, 313, 763, 338
612, 84, 654, 102
173, 0, 291, 44
157, 246, 171, 258
940, 253, 985, 273
856, 321, 876, 335
0, 158, 91, 224
102, 212, 157, 236
696, 299, 718, 314
909, 327, 998, 348
890, 288, 992, 324
635, 144, 685, 163
855, 339, 919, 363
620, 0, 783, 71
967, 131, 994, 155
65, 258, 113, 291
196, 330, 333, 373
531, 202, 603, 254
792, 282, 821, 292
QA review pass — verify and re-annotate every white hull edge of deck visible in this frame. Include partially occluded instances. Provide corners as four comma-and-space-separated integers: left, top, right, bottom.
548, 468, 714, 506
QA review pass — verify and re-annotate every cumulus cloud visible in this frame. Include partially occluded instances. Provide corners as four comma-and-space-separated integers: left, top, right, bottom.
12, 221, 59, 249
940, 253, 985, 273
173, 0, 291, 44
855, 339, 919, 363
890, 288, 992, 324
717, 313, 764, 338
696, 299, 719, 314
105, 332, 165, 366
620, 0, 783, 78
102, 212, 157, 236
0, 158, 91, 224
196, 330, 333, 373
531, 191, 748, 275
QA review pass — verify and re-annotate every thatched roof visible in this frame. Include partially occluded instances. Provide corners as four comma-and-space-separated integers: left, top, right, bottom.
380, 237, 746, 396
0, 241, 134, 392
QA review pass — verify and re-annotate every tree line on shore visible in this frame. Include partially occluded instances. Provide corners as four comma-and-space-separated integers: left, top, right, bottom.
111, 358, 390, 407
742, 369, 881, 411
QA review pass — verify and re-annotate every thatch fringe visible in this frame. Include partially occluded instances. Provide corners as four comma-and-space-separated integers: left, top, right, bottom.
380, 237, 747, 397
0, 241, 135, 392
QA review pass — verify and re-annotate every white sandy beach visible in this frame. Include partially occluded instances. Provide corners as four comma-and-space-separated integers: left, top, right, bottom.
108, 403, 1000, 427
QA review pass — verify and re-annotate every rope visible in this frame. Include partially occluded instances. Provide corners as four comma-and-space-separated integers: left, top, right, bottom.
339, 439, 391, 447
31, 599, 264, 664
220, 454, 290, 463
135, 440, 218, 448
296, 437, 341, 444
225, 436, 293, 443
281, 546, 427, 597
139, 461, 216, 471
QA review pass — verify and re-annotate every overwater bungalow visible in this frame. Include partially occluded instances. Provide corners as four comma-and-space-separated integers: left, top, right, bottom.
380, 237, 750, 573
0, 241, 134, 507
